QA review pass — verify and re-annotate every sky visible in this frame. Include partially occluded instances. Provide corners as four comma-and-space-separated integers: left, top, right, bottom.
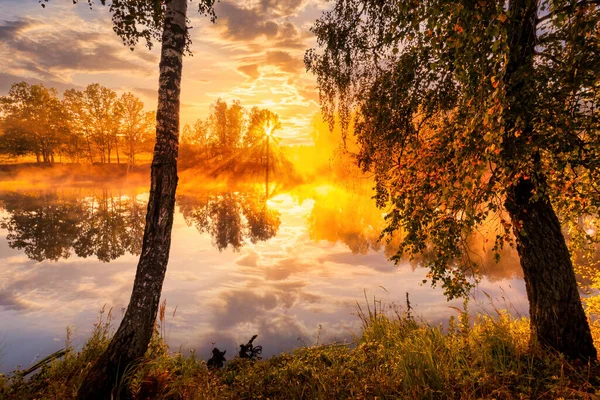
0, 0, 329, 145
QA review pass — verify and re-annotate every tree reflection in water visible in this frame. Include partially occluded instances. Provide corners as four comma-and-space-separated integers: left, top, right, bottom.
178, 185, 281, 251
304, 182, 525, 281
0, 182, 523, 279
0, 185, 281, 262
0, 189, 145, 262
73, 189, 145, 262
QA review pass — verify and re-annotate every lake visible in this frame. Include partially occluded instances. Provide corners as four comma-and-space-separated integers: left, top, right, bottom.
0, 177, 527, 374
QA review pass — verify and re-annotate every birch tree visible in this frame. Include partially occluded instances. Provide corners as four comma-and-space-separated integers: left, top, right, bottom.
120, 92, 155, 166
306, 0, 599, 360
41, 0, 217, 397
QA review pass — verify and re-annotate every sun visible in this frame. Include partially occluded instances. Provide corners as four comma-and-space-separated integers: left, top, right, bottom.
264, 123, 273, 137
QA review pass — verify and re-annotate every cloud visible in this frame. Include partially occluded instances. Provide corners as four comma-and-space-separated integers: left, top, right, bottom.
236, 51, 303, 81
211, 288, 278, 329
215, 3, 277, 41
317, 252, 397, 274
0, 248, 137, 314
257, 0, 309, 17
0, 17, 157, 82
272, 21, 306, 49
212, 2, 305, 49
266, 51, 304, 74
0, 72, 79, 95
236, 250, 261, 267
264, 257, 313, 280
0, 19, 28, 40
128, 87, 157, 99
0, 290, 28, 311
237, 63, 260, 80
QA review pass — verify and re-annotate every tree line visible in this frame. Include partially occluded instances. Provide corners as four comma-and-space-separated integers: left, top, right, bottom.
180, 98, 282, 170
0, 82, 155, 165
0, 81, 284, 172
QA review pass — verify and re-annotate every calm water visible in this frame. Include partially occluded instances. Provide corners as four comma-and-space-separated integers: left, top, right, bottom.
0, 180, 527, 373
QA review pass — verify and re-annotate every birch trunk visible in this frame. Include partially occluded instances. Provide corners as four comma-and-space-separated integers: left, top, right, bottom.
76, 0, 187, 397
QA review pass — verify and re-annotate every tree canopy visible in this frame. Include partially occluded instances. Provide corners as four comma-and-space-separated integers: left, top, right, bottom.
306, 0, 600, 298
0, 82, 155, 165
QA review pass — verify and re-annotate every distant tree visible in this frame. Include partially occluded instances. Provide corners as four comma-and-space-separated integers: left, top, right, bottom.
179, 102, 285, 169
0, 127, 37, 160
41, 0, 218, 396
210, 98, 245, 161
120, 92, 155, 166
226, 100, 245, 151
84, 84, 123, 164
193, 118, 212, 159
63, 84, 123, 164
63, 88, 95, 163
307, 0, 599, 360
244, 107, 282, 150
58, 127, 85, 163
0, 82, 67, 163
181, 118, 212, 164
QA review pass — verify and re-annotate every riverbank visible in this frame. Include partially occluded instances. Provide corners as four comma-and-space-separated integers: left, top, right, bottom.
2, 305, 599, 399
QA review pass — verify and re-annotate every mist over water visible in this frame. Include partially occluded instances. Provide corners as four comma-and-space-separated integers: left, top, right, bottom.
0, 169, 529, 374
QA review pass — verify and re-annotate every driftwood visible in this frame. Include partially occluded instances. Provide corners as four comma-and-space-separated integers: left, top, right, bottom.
239, 335, 262, 361
207, 348, 226, 369
206, 335, 263, 369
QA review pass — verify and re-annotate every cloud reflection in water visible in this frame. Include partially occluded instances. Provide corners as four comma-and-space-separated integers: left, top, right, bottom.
0, 183, 528, 373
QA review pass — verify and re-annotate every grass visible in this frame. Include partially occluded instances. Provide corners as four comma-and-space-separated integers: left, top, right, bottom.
1, 300, 600, 400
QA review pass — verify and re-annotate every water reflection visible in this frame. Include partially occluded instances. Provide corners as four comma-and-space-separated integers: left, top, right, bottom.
0, 181, 531, 374
305, 184, 393, 255
178, 186, 281, 251
0, 183, 526, 279
302, 182, 524, 281
0, 185, 282, 261
0, 189, 145, 262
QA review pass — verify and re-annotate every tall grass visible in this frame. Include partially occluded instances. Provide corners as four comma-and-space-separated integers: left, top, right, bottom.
1, 299, 599, 399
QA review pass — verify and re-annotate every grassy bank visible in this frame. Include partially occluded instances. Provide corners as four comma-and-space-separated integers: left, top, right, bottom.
2, 303, 600, 400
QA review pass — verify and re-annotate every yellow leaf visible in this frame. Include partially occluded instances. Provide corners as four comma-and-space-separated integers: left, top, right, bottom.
498, 14, 508, 23
491, 75, 499, 88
